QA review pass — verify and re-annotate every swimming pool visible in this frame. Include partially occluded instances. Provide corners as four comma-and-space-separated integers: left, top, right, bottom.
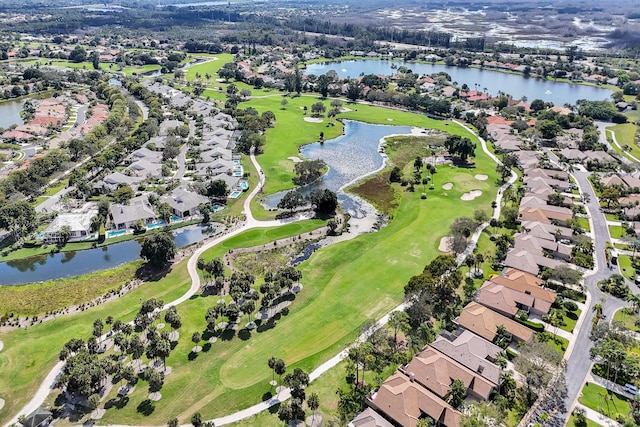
107, 229, 126, 238
233, 159, 240, 165
212, 204, 225, 212
171, 215, 181, 222
147, 221, 167, 229
240, 182, 249, 190
228, 190, 242, 199
233, 172, 243, 177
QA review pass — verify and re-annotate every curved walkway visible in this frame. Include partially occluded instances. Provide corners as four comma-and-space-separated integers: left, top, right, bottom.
6, 121, 513, 427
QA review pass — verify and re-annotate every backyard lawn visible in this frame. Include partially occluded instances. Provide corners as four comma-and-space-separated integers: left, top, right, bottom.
579, 382, 631, 420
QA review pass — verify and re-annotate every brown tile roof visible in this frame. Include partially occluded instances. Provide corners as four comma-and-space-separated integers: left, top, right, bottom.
2, 130, 35, 140
455, 302, 534, 343
404, 347, 495, 400
518, 206, 572, 223
368, 372, 462, 427
490, 272, 556, 311
477, 281, 538, 317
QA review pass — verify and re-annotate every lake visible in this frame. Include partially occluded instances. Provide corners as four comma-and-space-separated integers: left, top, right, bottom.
0, 98, 25, 129
304, 60, 611, 105
262, 120, 411, 213
0, 224, 216, 286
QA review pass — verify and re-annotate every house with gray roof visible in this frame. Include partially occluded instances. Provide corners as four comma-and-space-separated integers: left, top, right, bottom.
160, 188, 209, 218
130, 158, 163, 178
110, 199, 157, 230
430, 331, 502, 385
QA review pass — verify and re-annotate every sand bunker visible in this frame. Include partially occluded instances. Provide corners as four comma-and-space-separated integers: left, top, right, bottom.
461, 190, 483, 201
442, 182, 453, 190
387, 118, 394, 121
304, 117, 323, 123
475, 174, 488, 181
288, 156, 303, 163
339, 107, 352, 113
0, 340, 3, 352
438, 237, 453, 252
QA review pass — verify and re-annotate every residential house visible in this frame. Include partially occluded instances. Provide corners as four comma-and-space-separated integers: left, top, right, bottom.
519, 220, 573, 242
402, 347, 496, 400
489, 272, 556, 315
513, 234, 572, 260
518, 206, 572, 225
601, 174, 626, 188
129, 159, 163, 178
430, 331, 502, 385
503, 248, 563, 276
42, 210, 98, 243
350, 408, 394, 427
367, 372, 463, 427
455, 301, 534, 343
110, 198, 157, 230
524, 176, 570, 192
160, 188, 209, 218
524, 168, 569, 182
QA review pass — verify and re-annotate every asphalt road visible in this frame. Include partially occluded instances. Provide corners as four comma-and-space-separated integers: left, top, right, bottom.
562, 168, 633, 417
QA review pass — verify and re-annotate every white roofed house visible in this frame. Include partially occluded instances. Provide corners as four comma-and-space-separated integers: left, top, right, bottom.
42, 209, 98, 243
160, 188, 210, 219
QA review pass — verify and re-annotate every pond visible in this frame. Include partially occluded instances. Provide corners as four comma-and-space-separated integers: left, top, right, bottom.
0, 224, 217, 286
304, 60, 611, 105
262, 120, 411, 213
0, 98, 25, 129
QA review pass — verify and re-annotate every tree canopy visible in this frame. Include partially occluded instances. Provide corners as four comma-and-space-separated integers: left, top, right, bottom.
444, 135, 476, 161
140, 231, 176, 268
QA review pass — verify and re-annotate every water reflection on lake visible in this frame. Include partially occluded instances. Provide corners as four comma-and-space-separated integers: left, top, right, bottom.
304, 60, 611, 105
0, 98, 25, 129
262, 120, 411, 214
0, 224, 215, 286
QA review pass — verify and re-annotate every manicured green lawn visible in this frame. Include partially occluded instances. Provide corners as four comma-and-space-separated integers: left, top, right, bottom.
609, 124, 640, 161
0, 221, 323, 426
568, 413, 602, 427
44, 179, 68, 197
618, 255, 635, 281
576, 217, 590, 233
0, 260, 193, 426
609, 225, 625, 239
560, 308, 581, 333
184, 53, 234, 82
605, 213, 620, 221
579, 382, 631, 420
613, 308, 640, 332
